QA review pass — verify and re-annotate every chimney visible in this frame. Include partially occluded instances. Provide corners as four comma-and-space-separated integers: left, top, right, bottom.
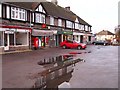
51, 0, 58, 5
65, 6, 70, 11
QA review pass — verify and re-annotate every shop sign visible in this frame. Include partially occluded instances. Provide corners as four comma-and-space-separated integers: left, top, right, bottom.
5, 29, 15, 34
57, 31, 73, 35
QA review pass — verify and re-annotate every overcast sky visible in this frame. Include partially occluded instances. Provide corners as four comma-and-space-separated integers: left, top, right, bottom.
47, 0, 119, 34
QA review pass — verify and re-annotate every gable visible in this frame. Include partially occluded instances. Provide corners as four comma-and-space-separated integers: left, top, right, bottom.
75, 17, 79, 23
35, 4, 46, 14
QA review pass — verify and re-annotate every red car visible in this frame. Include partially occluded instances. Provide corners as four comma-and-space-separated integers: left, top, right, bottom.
60, 40, 86, 49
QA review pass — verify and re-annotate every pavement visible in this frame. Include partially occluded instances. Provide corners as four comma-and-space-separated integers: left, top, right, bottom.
1, 45, 119, 88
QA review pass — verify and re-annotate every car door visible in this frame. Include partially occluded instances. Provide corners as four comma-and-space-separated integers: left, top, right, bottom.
66, 41, 74, 48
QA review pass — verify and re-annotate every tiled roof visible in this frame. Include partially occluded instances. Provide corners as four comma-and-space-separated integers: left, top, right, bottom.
5, 1, 91, 26
5, 2, 41, 10
96, 30, 115, 35
76, 15, 92, 26
41, 2, 76, 21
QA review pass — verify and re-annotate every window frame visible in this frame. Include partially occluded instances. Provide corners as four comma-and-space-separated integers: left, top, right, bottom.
35, 13, 45, 24
50, 16, 54, 25
66, 20, 73, 28
58, 19, 62, 27
11, 7, 26, 21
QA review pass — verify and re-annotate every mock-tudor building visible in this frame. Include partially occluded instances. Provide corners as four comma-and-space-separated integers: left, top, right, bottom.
0, 1, 92, 52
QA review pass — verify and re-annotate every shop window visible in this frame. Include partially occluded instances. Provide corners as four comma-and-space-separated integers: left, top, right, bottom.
16, 32, 27, 45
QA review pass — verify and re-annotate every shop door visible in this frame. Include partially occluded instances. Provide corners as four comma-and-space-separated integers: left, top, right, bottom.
4, 33, 9, 50
80, 35, 83, 43
4, 33, 14, 50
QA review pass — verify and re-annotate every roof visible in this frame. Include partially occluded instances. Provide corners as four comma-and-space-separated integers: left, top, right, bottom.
5, 2, 42, 10
4, 1, 91, 26
77, 16, 92, 26
41, 2, 76, 21
96, 30, 115, 35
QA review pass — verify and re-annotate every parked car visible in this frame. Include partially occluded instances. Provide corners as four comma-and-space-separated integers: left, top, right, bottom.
92, 40, 111, 45
60, 40, 86, 49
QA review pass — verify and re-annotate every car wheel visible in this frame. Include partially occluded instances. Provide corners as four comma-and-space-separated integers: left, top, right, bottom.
77, 46, 82, 50
62, 45, 66, 49
103, 43, 106, 46
94, 43, 96, 45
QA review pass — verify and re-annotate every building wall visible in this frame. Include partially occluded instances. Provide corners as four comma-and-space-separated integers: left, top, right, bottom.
46, 16, 50, 25
96, 35, 115, 41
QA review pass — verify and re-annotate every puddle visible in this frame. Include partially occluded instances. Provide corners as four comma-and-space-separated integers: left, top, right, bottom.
37, 55, 74, 65
69, 51, 91, 54
33, 55, 85, 89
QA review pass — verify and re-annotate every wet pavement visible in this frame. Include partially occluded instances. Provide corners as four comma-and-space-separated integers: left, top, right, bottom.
2, 45, 118, 88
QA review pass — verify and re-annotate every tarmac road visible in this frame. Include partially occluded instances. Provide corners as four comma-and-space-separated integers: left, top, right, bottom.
2, 45, 119, 88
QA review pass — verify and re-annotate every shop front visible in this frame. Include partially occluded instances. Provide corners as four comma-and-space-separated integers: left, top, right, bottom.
0, 25, 31, 52
73, 32, 84, 43
32, 30, 55, 49
82, 32, 92, 44
57, 30, 73, 46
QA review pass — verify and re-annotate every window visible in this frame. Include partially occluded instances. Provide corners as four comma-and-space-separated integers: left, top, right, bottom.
66, 20, 73, 28
58, 19, 62, 26
50, 72, 55, 80
0, 4, 1, 17
35, 13, 45, 23
85, 25, 88, 31
75, 23, 79, 29
50, 16, 54, 25
79, 25, 84, 30
11, 7, 26, 21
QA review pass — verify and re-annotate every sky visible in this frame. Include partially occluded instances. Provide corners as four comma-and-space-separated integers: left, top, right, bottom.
47, 0, 119, 34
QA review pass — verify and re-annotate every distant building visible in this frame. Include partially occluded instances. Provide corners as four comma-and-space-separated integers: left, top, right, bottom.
95, 30, 115, 41
115, 25, 120, 43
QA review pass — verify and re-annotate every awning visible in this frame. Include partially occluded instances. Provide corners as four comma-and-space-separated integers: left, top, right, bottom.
32, 30, 54, 36
73, 32, 85, 35
57, 30, 73, 35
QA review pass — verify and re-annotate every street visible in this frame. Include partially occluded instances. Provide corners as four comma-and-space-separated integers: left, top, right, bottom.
2, 45, 118, 88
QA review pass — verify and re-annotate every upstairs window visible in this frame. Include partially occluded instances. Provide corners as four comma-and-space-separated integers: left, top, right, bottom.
35, 13, 45, 23
75, 23, 79, 29
79, 25, 84, 30
66, 20, 73, 28
58, 19, 62, 27
11, 7, 26, 21
50, 16, 54, 25
85, 25, 88, 31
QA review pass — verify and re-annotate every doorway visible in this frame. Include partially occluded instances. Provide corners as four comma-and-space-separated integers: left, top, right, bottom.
4, 33, 14, 50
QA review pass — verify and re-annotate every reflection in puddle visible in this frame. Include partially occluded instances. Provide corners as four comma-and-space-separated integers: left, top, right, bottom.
37, 55, 74, 65
33, 55, 84, 89
69, 51, 91, 54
